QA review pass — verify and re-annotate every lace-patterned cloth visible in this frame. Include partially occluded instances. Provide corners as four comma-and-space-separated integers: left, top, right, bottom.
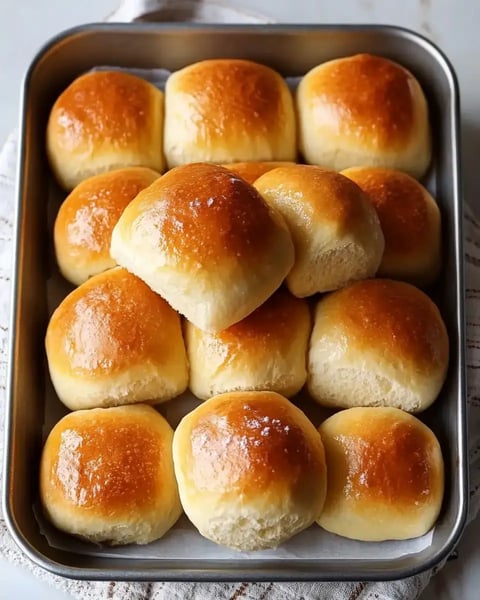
0, 2, 479, 599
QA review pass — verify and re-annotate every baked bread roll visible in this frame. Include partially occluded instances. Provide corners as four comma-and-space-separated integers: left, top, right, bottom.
45, 267, 188, 410
254, 165, 384, 296
173, 391, 327, 551
221, 161, 296, 184
308, 279, 449, 412
47, 70, 165, 189
164, 59, 296, 168
54, 167, 160, 286
297, 54, 431, 178
111, 163, 294, 332
341, 167, 441, 286
40, 404, 182, 545
185, 289, 311, 400
317, 407, 444, 541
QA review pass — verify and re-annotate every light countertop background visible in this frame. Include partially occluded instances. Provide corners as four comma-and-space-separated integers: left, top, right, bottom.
0, 1, 479, 598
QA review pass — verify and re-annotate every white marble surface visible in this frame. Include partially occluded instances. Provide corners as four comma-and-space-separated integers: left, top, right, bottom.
0, 0, 479, 598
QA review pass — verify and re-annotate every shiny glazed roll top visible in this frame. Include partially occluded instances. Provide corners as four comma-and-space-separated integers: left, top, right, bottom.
296, 53, 431, 178
185, 288, 311, 399
110, 163, 295, 332
47, 70, 165, 189
45, 267, 188, 410
54, 167, 160, 285
172, 391, 327, 551
40, 405, 182, 545
164, 59, 296, 167
317, 407, 444, 541
308, 278, 449, 412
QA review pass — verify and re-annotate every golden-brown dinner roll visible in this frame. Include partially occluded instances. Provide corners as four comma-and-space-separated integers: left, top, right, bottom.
221, 161, 297, 185
308, 279, 449, 412
111, 163, 294, 332
45, 267, 188, 410
47, 70, 165, 189
40, 404, 182, 545
341, 167, 441, 285
297, 54, 431, 178
164, 59, 296, 168
185, 289, 311, 400
54, 167, 160, 286
173, 391, 327, 551
254, 165, 384, 297
317, 407, 444, 541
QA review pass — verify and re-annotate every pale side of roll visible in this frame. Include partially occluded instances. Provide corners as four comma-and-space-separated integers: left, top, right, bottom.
254, 165, 384, 297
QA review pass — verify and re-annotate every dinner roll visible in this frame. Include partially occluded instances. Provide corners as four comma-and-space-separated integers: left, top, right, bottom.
47, 70, 165, 189
185, 289, 311, 400
40, 404, 182, 545
317, 407, 444, 541
173, 391, 327, 551
111, 163, 294, 332
54, 167, 160, 286
297, 54, 431, 178
254, 165, 384, 296
164, 59, 296, 168
341, 167, 441, 285
308, 279, 449, 412
221, 161, 297, 185
45, 267, 188, 410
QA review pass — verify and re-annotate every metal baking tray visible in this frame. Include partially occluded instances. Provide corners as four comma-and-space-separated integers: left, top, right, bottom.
2, 23, 467, 582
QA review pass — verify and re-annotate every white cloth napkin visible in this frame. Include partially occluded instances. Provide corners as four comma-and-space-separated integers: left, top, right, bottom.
1, 1, 479, 599
107, 0, 274, 23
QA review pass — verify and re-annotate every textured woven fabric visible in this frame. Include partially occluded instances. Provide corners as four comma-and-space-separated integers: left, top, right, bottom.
0, 2, 479, 598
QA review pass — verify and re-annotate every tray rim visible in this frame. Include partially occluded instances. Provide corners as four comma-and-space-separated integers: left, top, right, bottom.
2, 21, 468, 583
